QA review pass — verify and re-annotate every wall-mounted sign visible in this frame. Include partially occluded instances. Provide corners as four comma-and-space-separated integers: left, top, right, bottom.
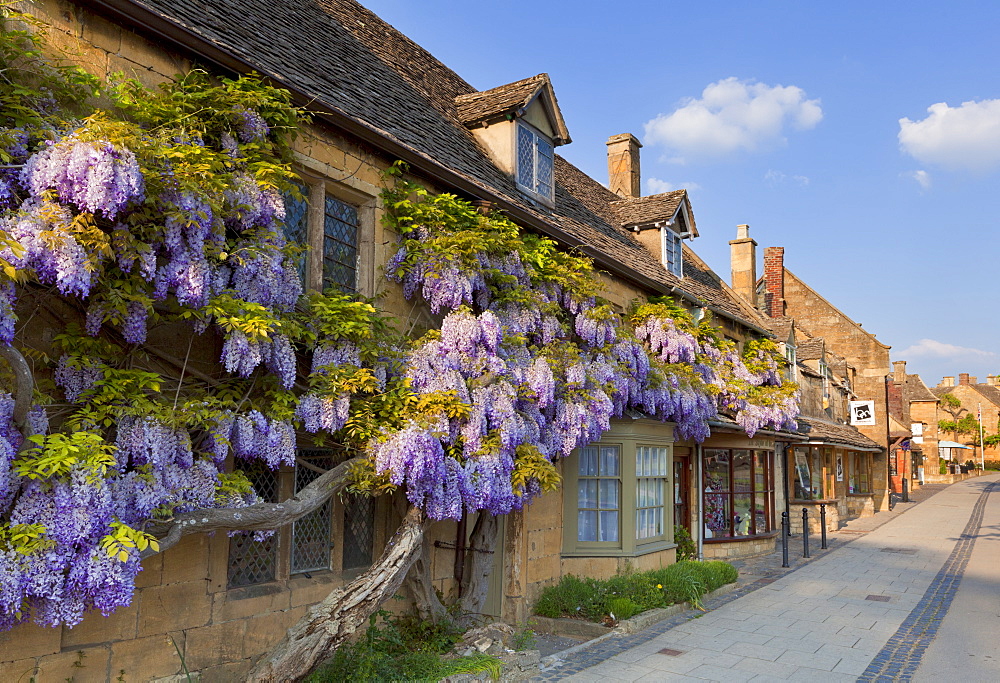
850, 400, 876, 426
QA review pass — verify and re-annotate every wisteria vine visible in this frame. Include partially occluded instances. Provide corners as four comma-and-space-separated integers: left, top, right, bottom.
0, 10, 797, 632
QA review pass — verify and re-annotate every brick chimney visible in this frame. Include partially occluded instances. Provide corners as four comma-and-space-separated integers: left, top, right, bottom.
606, 133, 641, 198
959, 373, 971, 385
763, 247, 785, 318
729, 224, 757, 307
941, 376, 955, 387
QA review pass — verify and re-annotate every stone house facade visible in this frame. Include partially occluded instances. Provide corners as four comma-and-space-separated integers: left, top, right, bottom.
932, 374, 1000, 466
729, 227, 886, 533
2, 0, 799, 679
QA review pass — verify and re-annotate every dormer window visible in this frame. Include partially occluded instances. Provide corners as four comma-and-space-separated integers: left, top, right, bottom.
664, 229, 683, 278
516, 122, 554, 203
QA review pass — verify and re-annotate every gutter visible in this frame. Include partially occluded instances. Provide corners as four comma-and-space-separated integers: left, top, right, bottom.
88, 0, 770, 335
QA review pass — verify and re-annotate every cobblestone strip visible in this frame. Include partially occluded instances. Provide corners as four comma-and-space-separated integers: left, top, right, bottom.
532, 568, 813, 681
857, 482, 997, 683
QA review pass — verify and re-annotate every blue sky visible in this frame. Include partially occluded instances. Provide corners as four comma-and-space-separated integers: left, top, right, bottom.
361, 0, 1000, 387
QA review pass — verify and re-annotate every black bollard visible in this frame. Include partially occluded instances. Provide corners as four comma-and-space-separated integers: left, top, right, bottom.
781, 512, 790, 568
802, 507, 810, 558
902, 477, 909, 503
820, 503, 828, 550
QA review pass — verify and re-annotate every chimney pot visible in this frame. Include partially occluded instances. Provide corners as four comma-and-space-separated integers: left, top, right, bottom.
606, 133, 642, 198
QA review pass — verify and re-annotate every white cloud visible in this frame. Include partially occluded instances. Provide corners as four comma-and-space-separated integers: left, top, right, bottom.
908, 169, 931, 190
646, 177, 702, 194
899, 99, 1000, 172
898, 339, 997, 361
643, 77, 823, 163
764, 169, 809, 186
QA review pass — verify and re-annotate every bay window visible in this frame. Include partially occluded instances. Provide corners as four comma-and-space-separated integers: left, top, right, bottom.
563, 422, 675, 556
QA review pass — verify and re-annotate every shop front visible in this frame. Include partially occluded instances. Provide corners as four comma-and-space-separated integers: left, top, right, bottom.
788, 417, 884, 533
692, 427, 794, 560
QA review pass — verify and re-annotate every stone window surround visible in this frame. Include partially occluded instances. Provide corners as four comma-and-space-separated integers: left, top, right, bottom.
562, 420, 678, 558
291, 164, 377, 297
216, 454, 386, 594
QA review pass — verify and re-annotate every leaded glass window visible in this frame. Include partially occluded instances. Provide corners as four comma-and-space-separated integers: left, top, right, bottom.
636, 446, 668, 540
282, 180, 309, 283
227, 462, 280, 588
515, 123, 555, 203
577, 444, 620, 542
291, 452, 335, 574
323, 195, 359, 292
343, 494, 376, 570
664, 230, 683, 278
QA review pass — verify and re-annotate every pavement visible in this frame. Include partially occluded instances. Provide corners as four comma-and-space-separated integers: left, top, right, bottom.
535, 475, 1000, 681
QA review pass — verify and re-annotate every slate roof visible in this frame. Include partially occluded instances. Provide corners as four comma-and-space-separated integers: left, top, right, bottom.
612, 190, 693, 231
797, 338, 825, 361
903, 374, 938, 403
766, 316, 794, 343
453, 74, 548, 122
113, 0, 764, 332
795, 417, 882, 450
973, 383, 1000, 406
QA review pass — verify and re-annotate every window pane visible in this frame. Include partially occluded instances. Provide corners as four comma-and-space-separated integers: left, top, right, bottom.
599, 479, 619, 510
600, 446, 620, 476
578, 510, 598, 542
705, 492, 729, 538
578, 479, 597, 509
733, 450, 752, 492
536, 141, 553, 197
517, 125, 534, 188
343, 493, 375, 570
579, 446, 598, 476
292, 454, 335, 573
323, 195, 358, 292
283, 181, 309, 284
599, 511, 619, 542
733, 494, 752, 536
227, 461, 279, 588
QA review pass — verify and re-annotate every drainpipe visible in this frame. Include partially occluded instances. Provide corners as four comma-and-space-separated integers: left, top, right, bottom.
695, 443, 704, 560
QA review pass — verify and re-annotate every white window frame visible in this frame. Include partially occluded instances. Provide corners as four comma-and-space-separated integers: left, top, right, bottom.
663, 229, 684, 277
514, 121, 555, 205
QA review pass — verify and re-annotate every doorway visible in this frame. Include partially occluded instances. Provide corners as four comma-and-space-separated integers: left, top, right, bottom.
673, 455, 691, 532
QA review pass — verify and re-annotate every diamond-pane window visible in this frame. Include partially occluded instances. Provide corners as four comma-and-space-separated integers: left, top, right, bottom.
283, 181, 309, 283
343, 494, 375, 570
515, 123, 555, 203
291, 452, 335, 573
323, 195, 359, 292
227, 462, 280, 588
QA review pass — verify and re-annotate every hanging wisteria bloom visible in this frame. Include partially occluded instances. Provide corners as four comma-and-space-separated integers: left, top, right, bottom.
20, 134, 144, 219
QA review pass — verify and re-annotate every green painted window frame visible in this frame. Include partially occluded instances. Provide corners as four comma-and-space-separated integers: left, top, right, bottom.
562, 421, 676, 558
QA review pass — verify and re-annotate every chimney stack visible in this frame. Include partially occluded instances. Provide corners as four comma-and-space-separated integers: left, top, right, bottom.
959, 373, 971, 385
941, 376, 955, 387
729, 225, 758, 307
763, 247, 785, 318
988, 375, 999, 386
606, 133, 642, 198
893, 360, 907, 382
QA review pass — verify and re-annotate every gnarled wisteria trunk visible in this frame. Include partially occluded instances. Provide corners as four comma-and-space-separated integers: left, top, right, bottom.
246, 506, 427, 682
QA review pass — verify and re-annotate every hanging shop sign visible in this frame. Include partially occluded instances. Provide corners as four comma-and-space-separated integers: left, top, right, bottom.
849, 400, 876, 426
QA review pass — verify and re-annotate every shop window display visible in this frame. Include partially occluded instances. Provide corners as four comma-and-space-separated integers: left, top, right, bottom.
703, 449, 774, 540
